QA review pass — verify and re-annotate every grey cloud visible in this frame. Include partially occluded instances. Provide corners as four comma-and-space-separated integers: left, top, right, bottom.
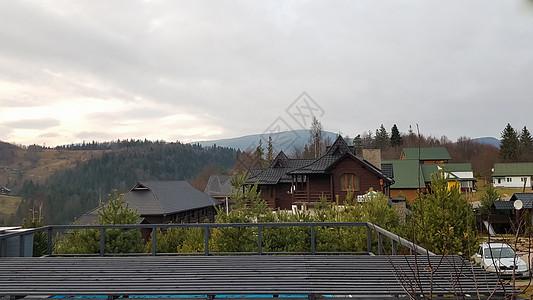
2, 118, 60, 130
1, 1, 533, 145
37, 132, 60, 138
75, 131, 115, 141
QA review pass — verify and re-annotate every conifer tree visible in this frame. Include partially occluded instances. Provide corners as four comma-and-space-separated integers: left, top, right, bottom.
353, 135, 363, 156
374, 124, 389, 150
54, 190, 142, 254
519, 126, 533, 162
254, 139, 265, 167
266, 136, 274, 165
410, 169, 477, 256
390, 124, 403, 147
499, 123, 519, 162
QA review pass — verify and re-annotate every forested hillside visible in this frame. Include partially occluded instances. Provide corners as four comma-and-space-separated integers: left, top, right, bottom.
2, 141, 238, 225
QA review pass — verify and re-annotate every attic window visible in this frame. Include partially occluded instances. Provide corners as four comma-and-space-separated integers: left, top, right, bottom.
132, 184, 149, 191
341, 174, 359, 191
133, 187, 149, 191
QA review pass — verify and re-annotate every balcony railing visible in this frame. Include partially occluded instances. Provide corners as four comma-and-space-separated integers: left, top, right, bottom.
293, 191, 332, 203
0, 222, 435, 257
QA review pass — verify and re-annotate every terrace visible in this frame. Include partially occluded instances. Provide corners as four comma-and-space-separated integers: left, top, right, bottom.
0, 222, 515, 299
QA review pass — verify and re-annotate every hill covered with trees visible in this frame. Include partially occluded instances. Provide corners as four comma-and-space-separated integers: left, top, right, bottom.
1, 140, 238, 225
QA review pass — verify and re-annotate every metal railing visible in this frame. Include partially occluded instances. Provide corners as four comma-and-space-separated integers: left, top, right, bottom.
0, 222, 435, 257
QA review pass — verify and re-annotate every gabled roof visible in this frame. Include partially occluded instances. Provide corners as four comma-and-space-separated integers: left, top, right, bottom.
126, 181, 219, 216
75, 206, 146, 225
401, 147, 451, 161
204, 175, 232, 197
248, 136, 393, 184
493, 163, 533, 177
246, 151, 314, 185
382, 160, 425, 189
493, 200, 515, 210
384, 161, 473, 189
510, 193, 533, 208
494, 193, 533, 210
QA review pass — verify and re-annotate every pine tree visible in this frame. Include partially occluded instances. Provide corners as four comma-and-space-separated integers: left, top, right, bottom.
519, 126, 533, 162
54, 190, 143, 254
353, 135, 363, 156
410, 169, 477, 255
390, 124, 403, 147
254, 139, 265, 167
374, 124, 389, 150
499, 123, 519, 162
266, 136, 274, 165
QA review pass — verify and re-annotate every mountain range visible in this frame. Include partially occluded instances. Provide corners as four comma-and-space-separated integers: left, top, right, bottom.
193, 131, 501, 152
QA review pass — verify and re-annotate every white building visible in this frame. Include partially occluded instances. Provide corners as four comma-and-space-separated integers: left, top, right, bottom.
492, 162, 533, 189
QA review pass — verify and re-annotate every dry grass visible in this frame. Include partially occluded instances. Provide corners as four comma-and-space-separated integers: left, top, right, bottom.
0, 149, 105, 185
0, 195, 22, 215
468, 180, 533, 203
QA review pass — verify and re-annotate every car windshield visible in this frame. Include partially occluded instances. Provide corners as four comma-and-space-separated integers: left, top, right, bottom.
484, 247, 515, 259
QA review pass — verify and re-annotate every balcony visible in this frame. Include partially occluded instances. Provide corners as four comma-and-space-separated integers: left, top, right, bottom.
293, 191, 332, 204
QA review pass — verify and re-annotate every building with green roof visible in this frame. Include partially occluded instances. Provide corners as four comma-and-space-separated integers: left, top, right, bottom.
492, 162, 533, 189
383, 160, 475, 202
401, 147, 451, 163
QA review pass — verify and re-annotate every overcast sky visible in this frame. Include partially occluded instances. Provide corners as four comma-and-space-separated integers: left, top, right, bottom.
1, 1, 532, 147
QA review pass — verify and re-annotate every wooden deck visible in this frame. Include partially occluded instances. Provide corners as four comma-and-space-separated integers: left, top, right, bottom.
0, 255, 514, 299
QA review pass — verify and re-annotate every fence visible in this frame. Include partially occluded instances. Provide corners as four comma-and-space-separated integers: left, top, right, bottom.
0, 222, 435, 257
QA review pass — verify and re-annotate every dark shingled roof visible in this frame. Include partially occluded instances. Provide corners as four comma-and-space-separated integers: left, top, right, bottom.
380, 163, 394, 179
126, 181, 220, 216
248, 136, 393, 185
76, 181, 219, 224
494, 193, 533, 210
493, 201, 515, 210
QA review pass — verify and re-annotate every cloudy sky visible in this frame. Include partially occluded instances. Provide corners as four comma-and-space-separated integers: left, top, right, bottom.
1, 1, 532, 147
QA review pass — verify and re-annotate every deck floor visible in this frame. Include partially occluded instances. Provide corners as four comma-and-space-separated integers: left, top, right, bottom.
0, 255, 513, 298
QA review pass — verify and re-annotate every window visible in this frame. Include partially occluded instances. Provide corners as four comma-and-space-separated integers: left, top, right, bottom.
340, 174, 359, 191
507, 178, 512, 183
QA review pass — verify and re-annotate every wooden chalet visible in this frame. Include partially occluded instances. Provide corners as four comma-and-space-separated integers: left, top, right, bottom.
77, 181, 220, 239
0, 187, 11, 195
247, 136, 394, 209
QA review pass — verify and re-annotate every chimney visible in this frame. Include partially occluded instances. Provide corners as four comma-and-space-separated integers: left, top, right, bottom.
362, 149, 381, 169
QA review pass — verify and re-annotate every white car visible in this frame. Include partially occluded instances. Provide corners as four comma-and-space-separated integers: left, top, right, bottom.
474, 243, 529, 277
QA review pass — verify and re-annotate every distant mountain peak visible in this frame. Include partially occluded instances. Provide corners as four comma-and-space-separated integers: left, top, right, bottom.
192, 130, 339, 153
472, 137, 501, 147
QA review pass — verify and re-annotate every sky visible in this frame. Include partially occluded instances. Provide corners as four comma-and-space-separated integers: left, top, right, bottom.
1, 0, 533, 147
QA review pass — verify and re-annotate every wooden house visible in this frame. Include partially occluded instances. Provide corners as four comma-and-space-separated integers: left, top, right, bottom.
246, 136, 393, 209
0, 187, 11, 195
77, 181, 220, 231
384, 147, 473, 202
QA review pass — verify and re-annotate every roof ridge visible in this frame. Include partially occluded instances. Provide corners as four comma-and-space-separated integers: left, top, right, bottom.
139, 181, 165, 216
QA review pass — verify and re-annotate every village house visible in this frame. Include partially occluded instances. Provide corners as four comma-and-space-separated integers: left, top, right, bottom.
246, 136, 394, 209
383, 147, 474, 202
77, 181, 220, 238
492, 162, 533, 189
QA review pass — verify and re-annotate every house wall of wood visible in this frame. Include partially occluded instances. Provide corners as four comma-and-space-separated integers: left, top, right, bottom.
330, 158, 384, 203
389, 189, 426, 203
260, 184, 293, 210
